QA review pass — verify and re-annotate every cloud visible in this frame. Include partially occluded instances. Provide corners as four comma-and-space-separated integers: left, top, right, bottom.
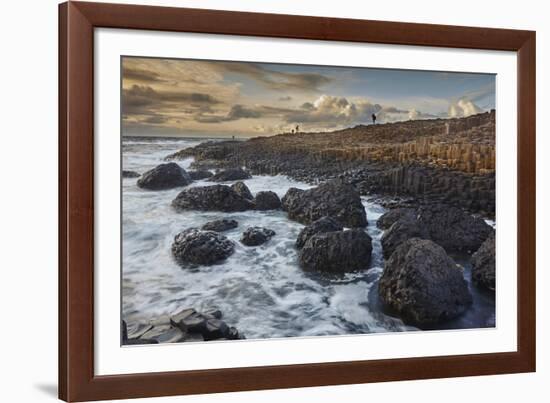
122, 65, 165, 82
123, 85, 219, 105
282, 95, 382, 126
193, 94, 440, 131
448, 99, 483, 117
213, 62, 332, 92
195, 104, 293, 123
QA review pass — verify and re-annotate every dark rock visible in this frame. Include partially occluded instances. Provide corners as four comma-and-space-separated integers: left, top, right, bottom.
377, 208, 416, 230
254, 191, 282, 210
231, 181, 254, 200
417, 204, 493, 253
155, 327, 187, 343
471, 233, 496, 291
137, 162, 191, 190
172, 185, 254, 212
295, 217, 343, 249
140, 325, 186, 343
378, 238, 473, 326
381, 218, 429, 259
299, 229, 372, 273
201, 219, 238, 232
122, 170, 140, 178
188, 170, 213, 180
123, 338, 159, 345
281, 187, 304, 210
178, 312, 208, 333
126, 323, 154, 339
183, 332, 205, 342
203, 319, 229, 341
241, 227, 276, 246
171, 228, 235, 266
227, 327, 241, 340
203, 308, 223, 319
281, 180, 367, 227
170, 308, 197, 328
209, 168, 251, 182
122, 320, 128, 342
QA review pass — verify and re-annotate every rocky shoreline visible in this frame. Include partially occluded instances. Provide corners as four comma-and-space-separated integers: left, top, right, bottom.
165, 111, 495, 218
122, 114, 496, 344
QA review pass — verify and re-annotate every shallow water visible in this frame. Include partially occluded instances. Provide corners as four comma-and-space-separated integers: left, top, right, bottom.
122, 136, 495, 340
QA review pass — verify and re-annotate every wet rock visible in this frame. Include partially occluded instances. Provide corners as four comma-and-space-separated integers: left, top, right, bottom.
299, 229, 372, 273
231, 181, 254, 200
141, 325, 187, 343
209, 167, 251, 182
254, 191, 282, 210
379, 238, 473, 326
201, 219, 238, 232
171, 228, 235, 266
295, 216, 343, 249
122, 320, 128, 342
281, 180, 367, 227
227, 327, 241, 340
203, 308, 223, 320
381, 218, 429, 259
188, 170, 213, 180
176, 311, 208, 333
377, 208, 416, 230
184, 332, 205, 342
137, 162, 191, 190
123, 338, 159, 345
471, 233, 496, 291
122, 170, 140, 178
170, 308, 197, 328
417, 204, 493, 253
126, 323, 154, 339
172, 185, 254, 212
203, 319, 229, 341
241, 227, 276, 246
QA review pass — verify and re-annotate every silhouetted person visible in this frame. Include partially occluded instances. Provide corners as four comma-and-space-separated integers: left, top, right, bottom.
296, 125, 300, 133
372, 113, 377, 125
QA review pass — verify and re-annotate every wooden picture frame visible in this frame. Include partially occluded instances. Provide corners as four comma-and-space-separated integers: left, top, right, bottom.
59, 1, 536, 401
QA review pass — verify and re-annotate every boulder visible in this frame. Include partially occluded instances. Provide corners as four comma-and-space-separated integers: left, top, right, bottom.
171, 228, 235, 266
471, 233, 496, 291
254, 191, 282, 210
188, 170, 213, 180
172, 185, 254, 212
281, 180, 367, 227
295, 216, 343, 249
241, 227, 276, 246
209, 168, 251, 182
417, 204, 493, 253
137, 162, 191, 190
299, 229, 372, 273
202, 319, 229, 341
122, 170, 140, 178
381, 218, 428, 259
201, 219, 238, 232
231, 181, 254, 200
377, 208, 416, 230
378, 238, 473, 326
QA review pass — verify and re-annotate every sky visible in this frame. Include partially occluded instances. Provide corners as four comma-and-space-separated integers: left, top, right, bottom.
121, 56, 495, 138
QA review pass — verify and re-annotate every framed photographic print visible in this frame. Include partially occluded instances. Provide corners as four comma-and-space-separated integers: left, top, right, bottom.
59, 1, 536, 401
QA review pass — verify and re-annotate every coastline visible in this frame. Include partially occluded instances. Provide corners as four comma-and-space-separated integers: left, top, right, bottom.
122, 113, 496, 345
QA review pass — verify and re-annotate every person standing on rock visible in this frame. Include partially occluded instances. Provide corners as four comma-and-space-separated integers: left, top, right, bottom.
372, 113, 377, 124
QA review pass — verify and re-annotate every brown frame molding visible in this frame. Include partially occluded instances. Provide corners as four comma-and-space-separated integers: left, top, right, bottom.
59, 1, 536, 401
